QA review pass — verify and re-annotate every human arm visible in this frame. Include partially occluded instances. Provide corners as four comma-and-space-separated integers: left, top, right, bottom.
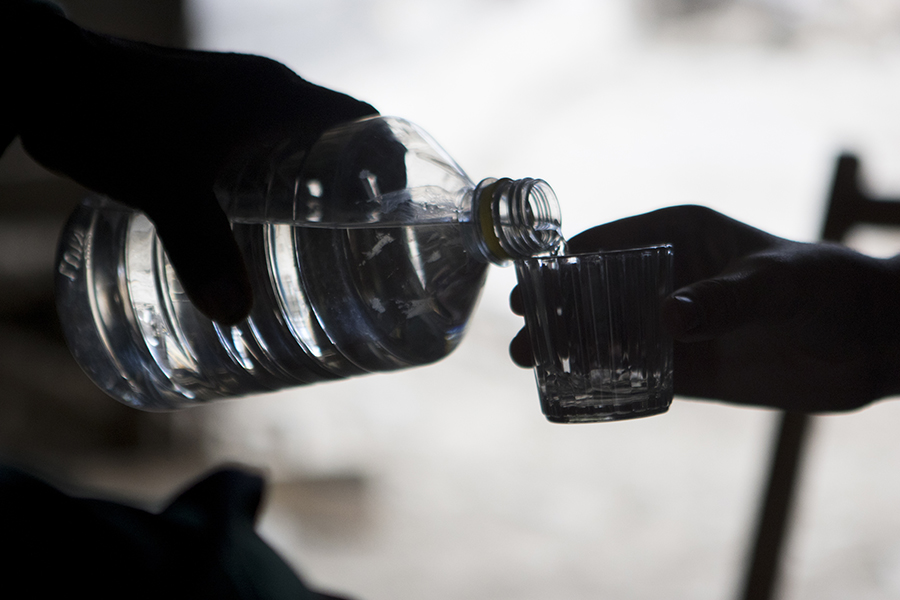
2, 0, 377, 323
510, 205, 900, 412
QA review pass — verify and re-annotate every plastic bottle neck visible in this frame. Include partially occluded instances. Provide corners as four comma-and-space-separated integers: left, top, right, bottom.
468, 177, 563, 265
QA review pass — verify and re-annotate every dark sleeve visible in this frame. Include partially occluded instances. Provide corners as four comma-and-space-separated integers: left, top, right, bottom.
0, 464, 346, 599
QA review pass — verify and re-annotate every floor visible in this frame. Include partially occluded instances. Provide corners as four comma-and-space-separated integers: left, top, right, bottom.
9, 1, 900, 599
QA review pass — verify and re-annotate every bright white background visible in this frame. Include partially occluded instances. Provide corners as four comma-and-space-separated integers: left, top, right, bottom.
165, 1, 900, 598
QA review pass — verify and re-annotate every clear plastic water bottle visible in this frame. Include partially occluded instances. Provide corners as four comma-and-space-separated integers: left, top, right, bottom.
55, 116, 562, 410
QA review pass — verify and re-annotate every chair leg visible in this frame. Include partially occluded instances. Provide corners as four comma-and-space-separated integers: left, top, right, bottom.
738, 411, 813, 600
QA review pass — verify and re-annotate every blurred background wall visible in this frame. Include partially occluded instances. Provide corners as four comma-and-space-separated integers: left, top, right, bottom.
5, 1, 900, 599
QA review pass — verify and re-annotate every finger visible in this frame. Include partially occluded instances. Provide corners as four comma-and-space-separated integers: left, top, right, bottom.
509, 286, 525, 316
662, 262, 794, 341
566, 205, 710, 253
148, 190, 252, 325
236, 56, 379, 149
293, 76, 379, 129
509, 327, 535, 368
567, 204, 776, 256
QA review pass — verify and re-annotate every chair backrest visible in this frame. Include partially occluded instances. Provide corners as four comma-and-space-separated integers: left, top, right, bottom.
821, 153, 900, 242
740, 151, 900, 600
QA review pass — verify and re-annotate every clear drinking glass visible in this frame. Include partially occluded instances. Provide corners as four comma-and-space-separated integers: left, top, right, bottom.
515, 245, 674, 423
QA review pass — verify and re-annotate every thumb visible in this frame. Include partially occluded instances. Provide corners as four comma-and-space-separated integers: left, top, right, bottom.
663, 263, 794, 341
148, 190, 252, 325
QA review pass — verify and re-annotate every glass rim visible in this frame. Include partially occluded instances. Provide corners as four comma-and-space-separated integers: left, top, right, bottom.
515, 243, 673, 265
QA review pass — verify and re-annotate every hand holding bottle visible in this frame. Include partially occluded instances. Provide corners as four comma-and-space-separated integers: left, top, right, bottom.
3, 0, 377, 323
510, 205, 900, 413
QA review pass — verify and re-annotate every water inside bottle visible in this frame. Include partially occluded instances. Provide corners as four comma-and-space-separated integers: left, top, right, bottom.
106, 212, 491, 407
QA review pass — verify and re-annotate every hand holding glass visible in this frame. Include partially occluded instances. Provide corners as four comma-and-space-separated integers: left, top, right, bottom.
515, 245, 674, 423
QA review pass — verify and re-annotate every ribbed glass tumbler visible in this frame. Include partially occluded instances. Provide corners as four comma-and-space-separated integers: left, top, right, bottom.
515, 245, 674, 423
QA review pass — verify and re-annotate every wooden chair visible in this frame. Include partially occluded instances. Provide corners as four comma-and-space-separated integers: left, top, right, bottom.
739, 153, 900, 599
